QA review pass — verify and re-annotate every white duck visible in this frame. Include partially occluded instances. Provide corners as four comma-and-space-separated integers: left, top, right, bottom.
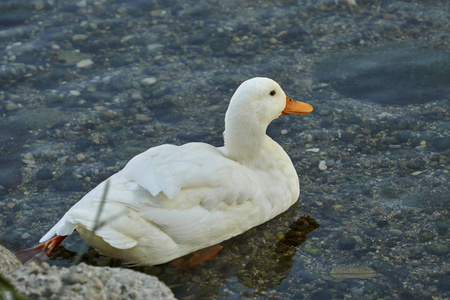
20, 77, 313, 268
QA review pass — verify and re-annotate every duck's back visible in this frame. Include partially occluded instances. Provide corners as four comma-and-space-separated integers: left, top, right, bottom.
41, 142, 297, 265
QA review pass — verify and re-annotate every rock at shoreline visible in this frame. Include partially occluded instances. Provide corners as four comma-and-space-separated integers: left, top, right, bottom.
1, 245, 176, 300
0, 245, 21, 275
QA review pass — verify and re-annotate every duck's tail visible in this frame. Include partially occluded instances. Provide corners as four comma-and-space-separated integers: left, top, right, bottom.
15, 235, 67, 264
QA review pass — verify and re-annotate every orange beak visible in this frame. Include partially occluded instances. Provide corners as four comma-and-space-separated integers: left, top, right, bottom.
281, 95, 313, 115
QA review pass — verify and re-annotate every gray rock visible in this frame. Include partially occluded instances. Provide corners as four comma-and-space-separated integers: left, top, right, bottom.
435, 218, 450, 234
146, 43, 164, 52
36, 167, 54, 181
209, 38, 231, 52
389, 229, 403, 236
5, 107, 65, 131
281, 25, 307, 43
396, 131, 412, 143
0, 244, 21, 275
337, 237, 357, 250
341, 131, 356, 142
433, 136, 450, 152
318, 160, 327, 171
5, 101, 21, 111
4, 261, 176, 300
186, 32, 208, 45
425, 243, 449, 256
1, 245, 175, 299
362, 160, 371, 168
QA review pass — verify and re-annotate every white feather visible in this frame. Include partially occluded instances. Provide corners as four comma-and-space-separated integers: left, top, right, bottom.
39, 77, 311, 266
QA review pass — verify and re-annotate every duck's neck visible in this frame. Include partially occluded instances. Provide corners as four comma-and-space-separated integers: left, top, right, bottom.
223, 112, 269, 163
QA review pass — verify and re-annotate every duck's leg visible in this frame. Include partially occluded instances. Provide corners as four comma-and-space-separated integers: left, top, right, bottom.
169, 244, 223, 270
16, 235, 67, 264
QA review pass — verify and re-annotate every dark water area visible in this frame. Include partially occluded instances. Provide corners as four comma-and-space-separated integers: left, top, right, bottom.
0, 0, 449, 299
315, 45, 450, 105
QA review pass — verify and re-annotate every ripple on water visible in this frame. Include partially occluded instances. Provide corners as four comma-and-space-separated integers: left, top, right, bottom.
314, 43, 450, 105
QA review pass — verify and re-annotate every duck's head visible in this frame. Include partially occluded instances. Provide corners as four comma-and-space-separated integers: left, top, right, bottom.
225, 77, 313, 127
224, 77, 313, 160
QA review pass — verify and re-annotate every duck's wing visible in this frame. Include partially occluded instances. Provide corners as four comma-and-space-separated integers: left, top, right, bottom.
121, 143, 256, 202
120, 142, 273, 247
40, 142, 260, 251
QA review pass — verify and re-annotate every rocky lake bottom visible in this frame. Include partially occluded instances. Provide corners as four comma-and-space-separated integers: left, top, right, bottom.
0, 0, 449, 299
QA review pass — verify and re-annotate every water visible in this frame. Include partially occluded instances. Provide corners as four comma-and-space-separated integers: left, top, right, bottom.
1, 0, 449, 299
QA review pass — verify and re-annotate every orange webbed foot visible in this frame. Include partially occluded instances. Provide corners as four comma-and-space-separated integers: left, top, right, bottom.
170, 244, 223, 270
15, 235, 67, 264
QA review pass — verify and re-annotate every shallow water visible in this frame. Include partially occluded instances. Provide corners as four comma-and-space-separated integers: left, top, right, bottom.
1, 0, 449, 299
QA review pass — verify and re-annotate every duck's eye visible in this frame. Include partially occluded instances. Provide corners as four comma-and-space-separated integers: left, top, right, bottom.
270, 90, 276, 96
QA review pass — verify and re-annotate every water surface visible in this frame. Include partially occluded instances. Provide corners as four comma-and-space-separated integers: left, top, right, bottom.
0, 0, 449, 299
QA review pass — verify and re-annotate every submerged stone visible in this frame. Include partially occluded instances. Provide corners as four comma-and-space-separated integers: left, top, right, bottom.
314, 44, 450, 105
330, 265, 382, 280
36, 167, 53, 181
337, 237, 357, 250
435, 218, 450, 234
7, 107, 65, 131
50, 172, 83, 192
303, 243, 322, 256
425, 243, 449, 256
433, 136, 450, 152
0, 154, 22, 190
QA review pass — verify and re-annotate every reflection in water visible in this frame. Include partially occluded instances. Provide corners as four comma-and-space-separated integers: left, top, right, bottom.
147, 213, 318, 299
47, 212, 319, 299
236, 215, 319, 292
